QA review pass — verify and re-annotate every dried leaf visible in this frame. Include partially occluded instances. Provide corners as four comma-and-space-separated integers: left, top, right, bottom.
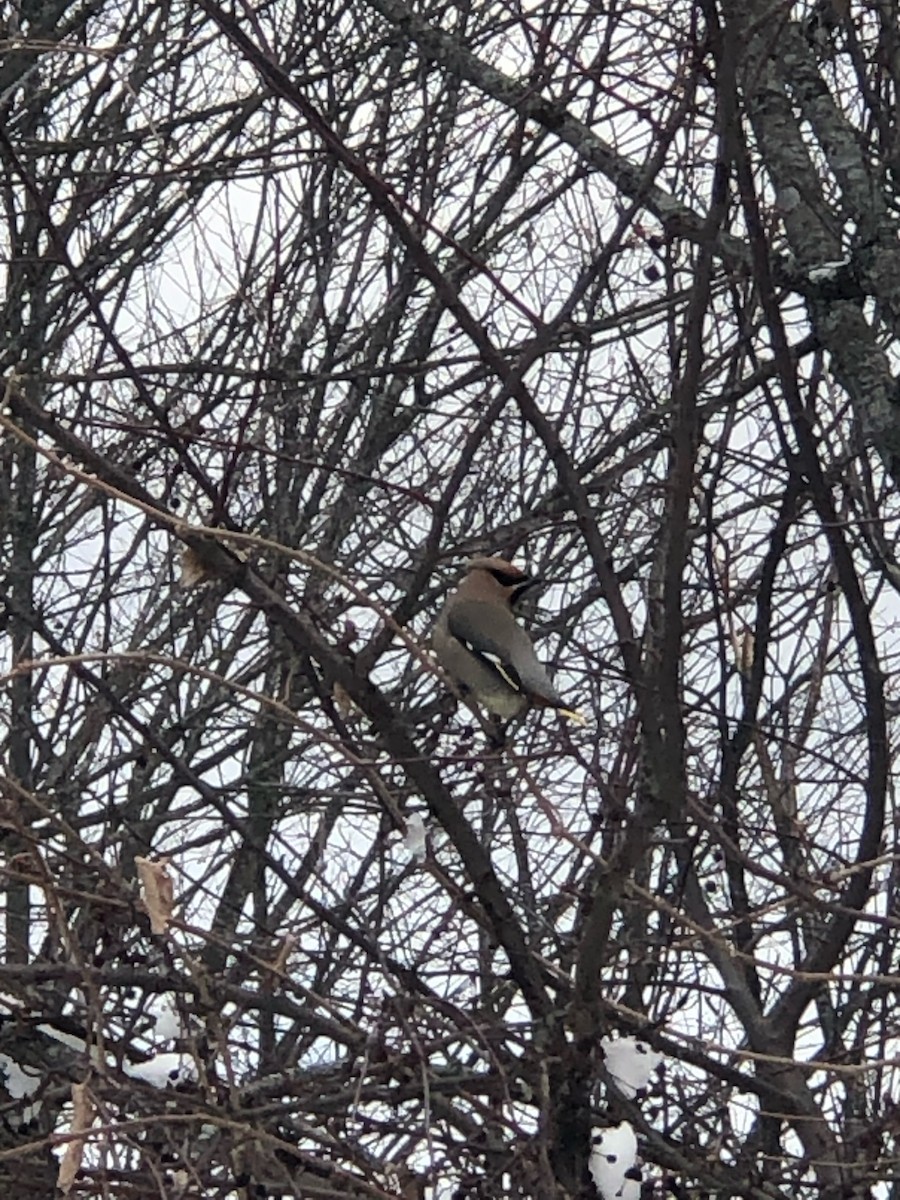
260, 934, 296, 994
180, 545, 215, 588
57, 1081, 94, 1194
737, 628, 755, 677
268, 933, 296, 976
712, 541, 728, 581
332, 681, 357, 717
403, 814, 427, 863
135, 856, 175, 934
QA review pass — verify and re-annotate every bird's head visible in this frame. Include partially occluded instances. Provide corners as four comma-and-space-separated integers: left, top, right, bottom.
462, 556, 543, 607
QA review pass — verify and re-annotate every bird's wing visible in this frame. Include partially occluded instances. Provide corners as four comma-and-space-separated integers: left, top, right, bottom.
446, 600, 526, 692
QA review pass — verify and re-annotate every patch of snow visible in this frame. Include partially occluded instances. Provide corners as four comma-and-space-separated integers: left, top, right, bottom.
807, 258, 851, 282
124, 1053, 197, 1088
589, 1121, 639, 1200
36, 1024, 88, 1055
601, 1034, 661, 1098
0, 1053, 42, 1098
150, 998, 181, 1043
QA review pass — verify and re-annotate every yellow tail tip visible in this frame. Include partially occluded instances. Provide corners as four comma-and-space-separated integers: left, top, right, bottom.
557, 707, 588, 726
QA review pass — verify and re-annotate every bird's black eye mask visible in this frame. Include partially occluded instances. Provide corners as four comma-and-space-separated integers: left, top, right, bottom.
486, 565, 529, 587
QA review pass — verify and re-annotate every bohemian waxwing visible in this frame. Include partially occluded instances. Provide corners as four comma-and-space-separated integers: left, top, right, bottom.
432, 556, 585, 723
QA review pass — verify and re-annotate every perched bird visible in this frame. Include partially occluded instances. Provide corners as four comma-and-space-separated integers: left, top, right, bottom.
432, 556, 585, 723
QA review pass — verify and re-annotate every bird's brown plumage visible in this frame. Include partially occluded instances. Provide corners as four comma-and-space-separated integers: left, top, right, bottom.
432, 557, 584, 722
